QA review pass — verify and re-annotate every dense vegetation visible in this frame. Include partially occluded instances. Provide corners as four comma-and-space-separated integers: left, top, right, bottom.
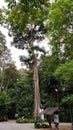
0, 0, 73, 122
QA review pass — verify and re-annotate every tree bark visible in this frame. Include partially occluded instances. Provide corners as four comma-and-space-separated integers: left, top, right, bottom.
33, 57, 40, 119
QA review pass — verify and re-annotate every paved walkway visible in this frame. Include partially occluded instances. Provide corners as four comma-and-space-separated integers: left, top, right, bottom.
0, 120, 35, 130
0, 120, 71, 130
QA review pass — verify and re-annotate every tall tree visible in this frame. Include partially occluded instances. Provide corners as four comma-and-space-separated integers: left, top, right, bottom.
5, 0, 50, 119
0, 31, 13, 91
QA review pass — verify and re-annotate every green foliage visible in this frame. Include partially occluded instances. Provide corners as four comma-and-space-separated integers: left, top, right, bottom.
16, 117, 34, 123
54, 60, 73, 82
0, 91, 11, 121
0, 9, 4, 25
46, 0, 73, 61
0, 31, 14, 91
61, 94, 73, 106
0, 91, 11, 108
39, 56, 61, 107
4, 63, 20, 89
5, 0, 50, 30
0, 63, 19, 91
45, 1, 73, 122
34, 121, 49, 129
6, 69, 33, 119
1, 68, 34, 120
16, 118, 29, 123
4, 0, 49, 67
0, 31, 6, 56
54, 60, 73, 91
60, 94, 73, 122
15, 78, 34, 118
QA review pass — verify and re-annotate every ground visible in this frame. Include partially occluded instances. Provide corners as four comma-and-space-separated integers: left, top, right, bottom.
41, 123, 71, 130
0, 120, 34, 130
0, 120, 71, 130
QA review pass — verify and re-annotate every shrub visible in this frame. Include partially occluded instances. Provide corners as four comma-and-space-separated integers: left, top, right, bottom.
35, 122, 42, 128
34, 121, 49, 129
16, 117, 34, 123
16, 118, 28, 123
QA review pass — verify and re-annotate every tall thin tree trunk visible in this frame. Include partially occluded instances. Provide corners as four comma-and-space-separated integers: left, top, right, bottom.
33, 57, 40, 120
29, 37, 40, 120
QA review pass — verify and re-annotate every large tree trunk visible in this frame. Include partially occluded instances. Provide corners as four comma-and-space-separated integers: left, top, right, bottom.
33, 57, 40, 120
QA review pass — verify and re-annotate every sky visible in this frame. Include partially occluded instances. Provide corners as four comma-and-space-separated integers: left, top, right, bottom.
0, 0, 50, 69
0, 26, 27, 69
0, 0, 26, 69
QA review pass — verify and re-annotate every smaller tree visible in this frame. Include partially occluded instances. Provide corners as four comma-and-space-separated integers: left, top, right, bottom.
3, 63, 20, 90
13, 69, 33, 118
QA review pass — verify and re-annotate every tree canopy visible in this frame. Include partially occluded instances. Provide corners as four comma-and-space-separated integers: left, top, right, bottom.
46, 0, 73, 61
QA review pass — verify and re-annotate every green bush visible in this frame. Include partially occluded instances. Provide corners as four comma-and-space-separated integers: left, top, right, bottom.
16, 117, 34, 123
41, 123, 49, 128
35, 122, 42, 128
28, 119, 35, 123
34, 122, 49, 129
16, 118, 28, 123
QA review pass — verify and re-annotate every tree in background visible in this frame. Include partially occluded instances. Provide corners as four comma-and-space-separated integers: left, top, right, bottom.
0, 30, 14, 91
46, 0, 73, 62
39, 54, 61, 108
7, 68, 34, 119
3, 63, 20, 90
45, 0, 73, 121
46, 0, 73, 91
15, 70, 34, 118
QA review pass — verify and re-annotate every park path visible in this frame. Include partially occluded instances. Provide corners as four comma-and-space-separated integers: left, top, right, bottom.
0, 120, 71, 130
0, 120, 35, 130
